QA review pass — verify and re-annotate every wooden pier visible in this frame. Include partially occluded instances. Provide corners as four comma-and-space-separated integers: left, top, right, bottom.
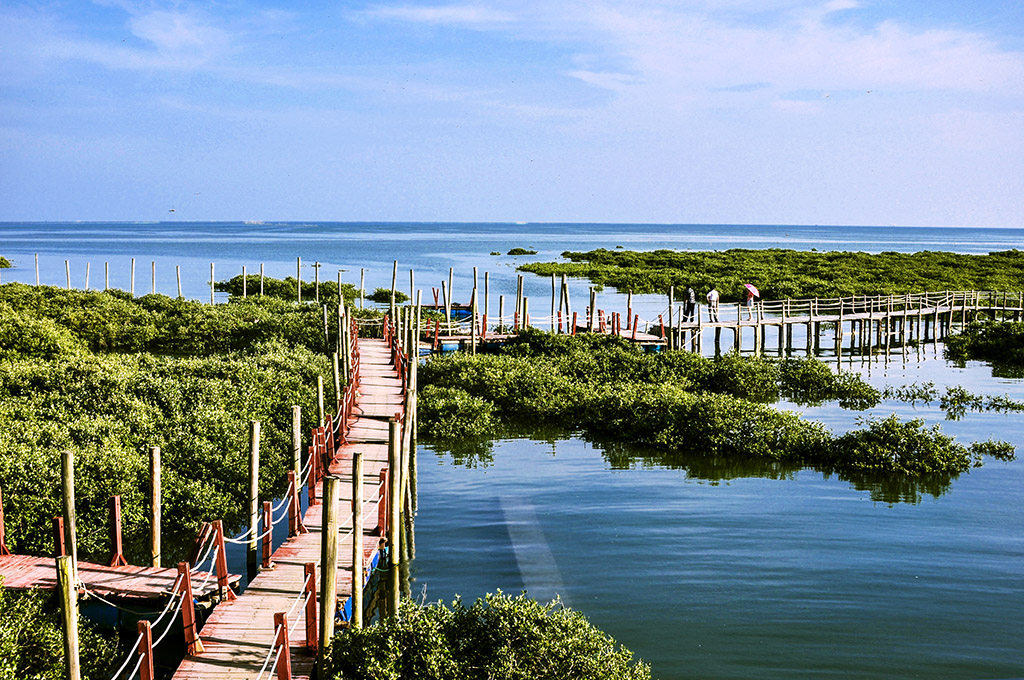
173, 316, 414, 680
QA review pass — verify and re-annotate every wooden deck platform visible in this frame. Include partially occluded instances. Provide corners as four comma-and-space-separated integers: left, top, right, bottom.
172, 337, 400, 680
0, 554, 240, 601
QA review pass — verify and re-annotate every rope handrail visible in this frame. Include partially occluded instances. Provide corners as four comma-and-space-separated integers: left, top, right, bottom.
254, 623, 284, 680
196, 545, 218, 591
190, 530, 217, 573
106, 631, 146, 680
122, 648, 145, 680
151, 589, 187, 649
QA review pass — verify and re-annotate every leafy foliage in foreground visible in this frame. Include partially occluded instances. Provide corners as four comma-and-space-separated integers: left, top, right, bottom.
325, 593, 651, 680
0, 580, 119, 680
0, 284, 330, 563
945, 321, 1024, 366
519, 248, 1024, 301
418, 331, 1011, 476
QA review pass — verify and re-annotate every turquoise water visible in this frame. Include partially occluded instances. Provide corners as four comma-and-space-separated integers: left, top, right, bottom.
2, 222, 1022, 678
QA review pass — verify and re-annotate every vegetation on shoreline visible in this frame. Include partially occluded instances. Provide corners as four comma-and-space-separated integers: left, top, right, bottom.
507, 247, 538, 256
216, 273, 359, 305
325, 592, 650, 680
0, 580, 119, 680
0, 283, 329, 563
0, 256, 10, 268
518, 248, 1024, 301
945, 321, 1024, 366
419, 331, 1013, 477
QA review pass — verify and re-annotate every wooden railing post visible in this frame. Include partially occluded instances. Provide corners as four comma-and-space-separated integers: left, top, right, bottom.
149, 446, 161, 568
274, 612, 293, 680
212, 520, 236, 601
108, 495, 128, 567
137, 620, 154, 680
288, 470, 307, 536
53, 516, 66, 557
304, 562, 317, 652
377, 469, 389, 535
177, 562, 204, 655
262, 500, 273, 570
317, 477, 340, 674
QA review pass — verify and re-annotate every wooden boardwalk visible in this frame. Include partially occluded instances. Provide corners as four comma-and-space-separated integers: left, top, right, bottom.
0, 554, 238, 601
173, 337, 406, 680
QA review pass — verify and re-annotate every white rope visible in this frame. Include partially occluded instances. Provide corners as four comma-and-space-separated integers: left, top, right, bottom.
190, 532, 216, 573
122, 650, 145, 680
290, 590, 313, 630
254, 624, 284, 680
271, 485, 292, 514
197, 545, 219, 591
286, 572, 313, 620
151, 591, 187, 649
106, 632, 145, 680
223, 523, 258, 543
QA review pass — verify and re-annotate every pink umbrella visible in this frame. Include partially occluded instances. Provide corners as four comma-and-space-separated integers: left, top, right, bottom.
744, 283, 760, 297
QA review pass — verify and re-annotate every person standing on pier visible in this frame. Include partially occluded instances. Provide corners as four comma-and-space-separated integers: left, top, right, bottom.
743, 284, 759, 320
684, 286, 696, 322
706, 287, 720, 321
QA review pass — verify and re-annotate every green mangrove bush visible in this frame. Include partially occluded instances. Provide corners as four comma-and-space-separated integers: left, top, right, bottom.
945, 321, 1024, 366
520, 248, 1024, 301
324, 593, 651, 680
0, 580, 119, 680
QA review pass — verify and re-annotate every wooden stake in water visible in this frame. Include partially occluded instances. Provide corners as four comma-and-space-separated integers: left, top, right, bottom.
314, 261, 320, 302
551, 273, 557, 331
317, 376, 325, 427
317, 476, 340, 672
247, 421, 261, 582
351, 451, 364, 629
359, 268, 365, 309
35, 253, 39, 285
130, 258, 135, 296
176, 266, 182, 299
85, 263, 90, 291
105, 262, 109, 291
149, 446, 161, 568
390, 260, 398, 319
297, 256, 302, 303
260, 263, 265, 296
210, 263, 214, 304
56, 555, 80, 680
65, 260, 70, 289
242, 265, 247, 298
151, 261, 155, 295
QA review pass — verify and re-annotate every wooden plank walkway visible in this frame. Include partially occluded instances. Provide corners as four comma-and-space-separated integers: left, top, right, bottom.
0, 554, 239, 600
172, 337, 403, 680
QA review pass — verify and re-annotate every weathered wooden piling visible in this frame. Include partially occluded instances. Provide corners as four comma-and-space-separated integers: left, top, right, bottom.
351, 450, 364, 629
317, 476, 340, 671
247, 421, 261, 581
61, 450, 77, 584
56, 555, 80, 680
149, 446, 161, 567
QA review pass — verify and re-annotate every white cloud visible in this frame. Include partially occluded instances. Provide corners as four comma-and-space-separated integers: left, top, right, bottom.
129, 11, 230, 54
361, 4, 515, 27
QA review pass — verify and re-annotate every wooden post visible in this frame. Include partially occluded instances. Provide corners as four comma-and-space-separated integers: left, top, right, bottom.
84, 262, 90, 291
668, 286, 675, 350
317, 476, 340, 671
35, 253, 39, 285
292, 406, 302, 478
589, 288, 597, 331
176, 266, 182, 298
274, 612, 292, 680
131, 259, 137, 294
470, 286, 478, 354
209, 262, 214, 304
304, 562, 317, 652
297, 257, 302, 303
178, 562, 204, 654
484, 271, 489, 320
332, 352, 341, 406
61, 450, 77, 585
136, 620, 154, 680
56, 555, 80, 680
260, 263, 265, 296
388, 419, 401, 570
389, 260, 398, 320
212, 520, 235, 600
359, 268, 365, 308
149, 446, 160, 567
247, 421, 261, 582
53, 516, 66, 557
65, 260, 71, 289
105, 261, 109, 291
151, 261, 155, 295
499, 295, 505, 331
317, 376, 325, 427
262, 500, 273, 569
107, 495, 128, 567
242, 265, 247, 298
351, 450, 364, 629
551, 273, 557, 331
314, 261, 320, 302
523, 296, 529, 328
377, 469, 388, 535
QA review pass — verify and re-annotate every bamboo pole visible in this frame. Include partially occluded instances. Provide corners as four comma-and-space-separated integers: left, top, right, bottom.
149, 446, 160, 568
351, 451, 364, 629
61, 450, 77, 585
56, 555, 80, 680
292, 406, 302, 478
247, 421, 261, 581
176, 266, 182, 299
317, 476, 340, 671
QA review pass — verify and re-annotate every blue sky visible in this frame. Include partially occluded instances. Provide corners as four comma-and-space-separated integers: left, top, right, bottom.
1, 0, 1022, 226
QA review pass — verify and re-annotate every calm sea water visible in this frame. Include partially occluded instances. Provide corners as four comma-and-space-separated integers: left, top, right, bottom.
3, 222, 1022, 679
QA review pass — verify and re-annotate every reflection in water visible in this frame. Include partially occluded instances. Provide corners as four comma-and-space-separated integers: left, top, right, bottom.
430, 432, 959, 504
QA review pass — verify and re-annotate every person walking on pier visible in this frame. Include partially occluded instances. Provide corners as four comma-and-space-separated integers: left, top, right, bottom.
684, 286, 696, 322
706, 287, 720, 322
743, 284, 759, 320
